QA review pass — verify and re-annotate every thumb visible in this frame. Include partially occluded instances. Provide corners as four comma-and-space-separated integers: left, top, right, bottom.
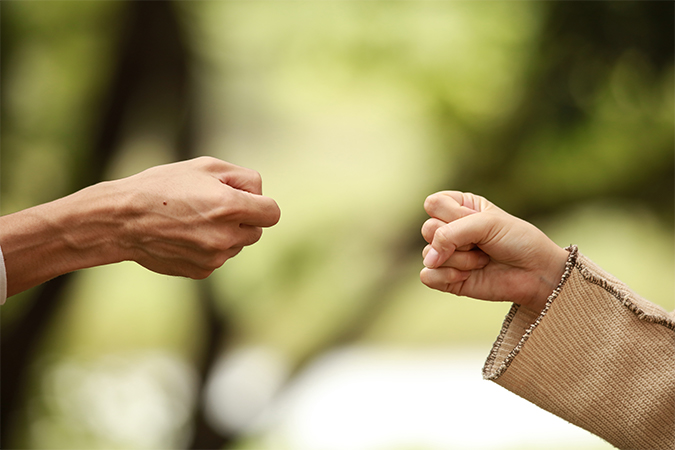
423, 212, 496, 269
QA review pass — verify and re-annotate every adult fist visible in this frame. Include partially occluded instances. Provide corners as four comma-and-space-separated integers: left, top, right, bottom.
0, 157, 281, 298
112, 157, 281, 279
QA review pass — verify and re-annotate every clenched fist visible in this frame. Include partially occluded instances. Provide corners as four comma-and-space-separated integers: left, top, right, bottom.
420, 191, 569, 312
0, 157, 280, 298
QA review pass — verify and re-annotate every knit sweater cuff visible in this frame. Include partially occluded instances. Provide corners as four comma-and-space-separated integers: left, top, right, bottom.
482, 245, 578, 381
482, 245, 675, 449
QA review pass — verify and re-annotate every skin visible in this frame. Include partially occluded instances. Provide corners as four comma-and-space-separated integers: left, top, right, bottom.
420, 191, 569, 313
0, 157, 281, 297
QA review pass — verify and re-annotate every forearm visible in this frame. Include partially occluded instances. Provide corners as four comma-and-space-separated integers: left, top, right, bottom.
0, 182, 129, 297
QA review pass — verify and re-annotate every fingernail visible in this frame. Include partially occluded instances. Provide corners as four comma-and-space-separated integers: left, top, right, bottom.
423, 248, 440, 268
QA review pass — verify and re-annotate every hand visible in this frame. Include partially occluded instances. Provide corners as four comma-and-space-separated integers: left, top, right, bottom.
419, 191, 569, 312
111, 156, 281, 279
0, 157, 280, 297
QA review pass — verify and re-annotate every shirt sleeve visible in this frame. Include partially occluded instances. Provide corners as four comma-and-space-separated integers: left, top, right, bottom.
483, 246, 675, 450
0, 243, 6, 305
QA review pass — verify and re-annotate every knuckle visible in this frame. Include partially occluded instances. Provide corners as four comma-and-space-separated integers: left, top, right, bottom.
192, 252, 229, 278
198, 229, 258, 263
244, 169, 263, 191
234, 225, 263, 246
194, 155, 216, 167
185, 262, 214, 280
247, 227, 263, 245
196, 235, 232, 258
191, 269, 213, 280
204, 253, 227, 271
250, 169, 262, 184
228, 247, 243, 258
194, 155, 231, 173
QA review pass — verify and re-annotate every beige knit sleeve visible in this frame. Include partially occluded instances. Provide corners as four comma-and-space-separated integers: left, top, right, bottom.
483, 246, 675, 450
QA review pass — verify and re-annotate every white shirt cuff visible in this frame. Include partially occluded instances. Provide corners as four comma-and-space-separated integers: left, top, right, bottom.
0, 243, 7, 305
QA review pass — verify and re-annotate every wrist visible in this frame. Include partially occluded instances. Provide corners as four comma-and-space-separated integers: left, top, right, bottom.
526, 245, 570, 313
56, 181, 134, 267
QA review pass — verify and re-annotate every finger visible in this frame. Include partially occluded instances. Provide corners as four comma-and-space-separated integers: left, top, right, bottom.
420, 267, 471, 293
421, 218, 446, 244
422, 219, 476, 251
222, 167, 263, 195
199, 156, 265, 195
424, 191, 480, 223
423, 246, 488, 270
224, 246, 244, 259
228, 189, 281, 228
442, 249, 490, 271
423, 212, 496, 269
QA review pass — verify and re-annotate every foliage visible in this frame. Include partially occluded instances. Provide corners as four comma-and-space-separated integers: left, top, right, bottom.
1, 2, 672, 449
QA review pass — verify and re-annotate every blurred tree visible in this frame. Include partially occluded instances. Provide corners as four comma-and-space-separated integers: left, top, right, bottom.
0, 1, 672, 449
449, 1, 674, 224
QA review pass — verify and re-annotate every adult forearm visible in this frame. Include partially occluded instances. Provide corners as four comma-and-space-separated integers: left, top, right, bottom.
0, 182, 127, 297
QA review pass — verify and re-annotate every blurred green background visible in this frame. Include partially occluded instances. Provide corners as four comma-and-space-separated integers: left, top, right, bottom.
1, 1, 673, 449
